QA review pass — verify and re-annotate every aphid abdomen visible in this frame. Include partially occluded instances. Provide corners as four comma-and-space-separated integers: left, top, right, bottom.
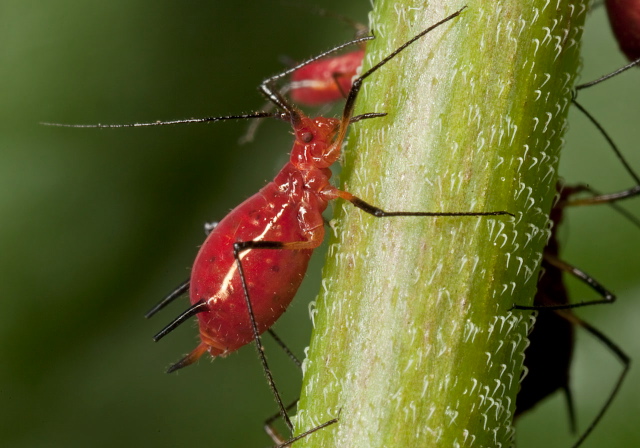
190, 170, 325, 357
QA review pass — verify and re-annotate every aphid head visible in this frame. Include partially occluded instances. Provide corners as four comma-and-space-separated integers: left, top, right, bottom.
290, 116, 341, 170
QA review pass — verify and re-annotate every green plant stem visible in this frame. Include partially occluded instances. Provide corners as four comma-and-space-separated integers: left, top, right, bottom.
294, 0, 586, 446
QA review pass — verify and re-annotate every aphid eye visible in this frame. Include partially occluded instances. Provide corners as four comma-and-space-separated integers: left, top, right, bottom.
301, 131, 313, 143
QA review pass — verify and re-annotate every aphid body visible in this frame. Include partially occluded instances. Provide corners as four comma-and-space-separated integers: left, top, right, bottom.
185, 116, 340, 364
289, 49, 365, 105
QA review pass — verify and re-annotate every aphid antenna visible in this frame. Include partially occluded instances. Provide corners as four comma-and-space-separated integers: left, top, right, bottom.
41, 111, 285, 129
254, 7, 467, 147
45, 32, 376, 131
261, 35, 374, 90
279, 0, 368, 37
256, 34, 374, 126
571, 100, 640, 185
240, 35, 375, 144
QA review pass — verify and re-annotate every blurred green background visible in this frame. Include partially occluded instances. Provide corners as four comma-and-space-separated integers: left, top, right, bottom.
1, 1, 638, 447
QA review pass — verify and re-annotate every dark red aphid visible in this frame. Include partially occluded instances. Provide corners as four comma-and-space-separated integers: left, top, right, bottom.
514, 64, 640, 447
515, 184, 633, 448
606, 0, 640, 62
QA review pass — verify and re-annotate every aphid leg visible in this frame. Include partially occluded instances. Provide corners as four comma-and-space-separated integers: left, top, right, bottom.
331, 71, 350, 99
348, 112, 387, 124
272, 415, 339, 448
515, 255, 615, 311
267, 329, 302, 368
264, 397, 337, 447
145, 279, 190, 318
560, 184, 640, 230
564, 382, 577, 434
261, 333, 302, 443
264, 399, 299, 445
574, 56, 640, 92
571, 59, 640, 193
153, 300, 210, 342
561, 184, 640, 221
145, 220, 219, 319
558, 312, 630, 448
326, 188, 514, 218
232, 237, 327, 435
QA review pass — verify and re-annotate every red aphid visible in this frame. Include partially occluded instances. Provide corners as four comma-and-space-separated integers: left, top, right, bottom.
289, 49, 365, 105
184, 117, 339, 365
606, 0, 640, 61
161, 10, 493, 374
